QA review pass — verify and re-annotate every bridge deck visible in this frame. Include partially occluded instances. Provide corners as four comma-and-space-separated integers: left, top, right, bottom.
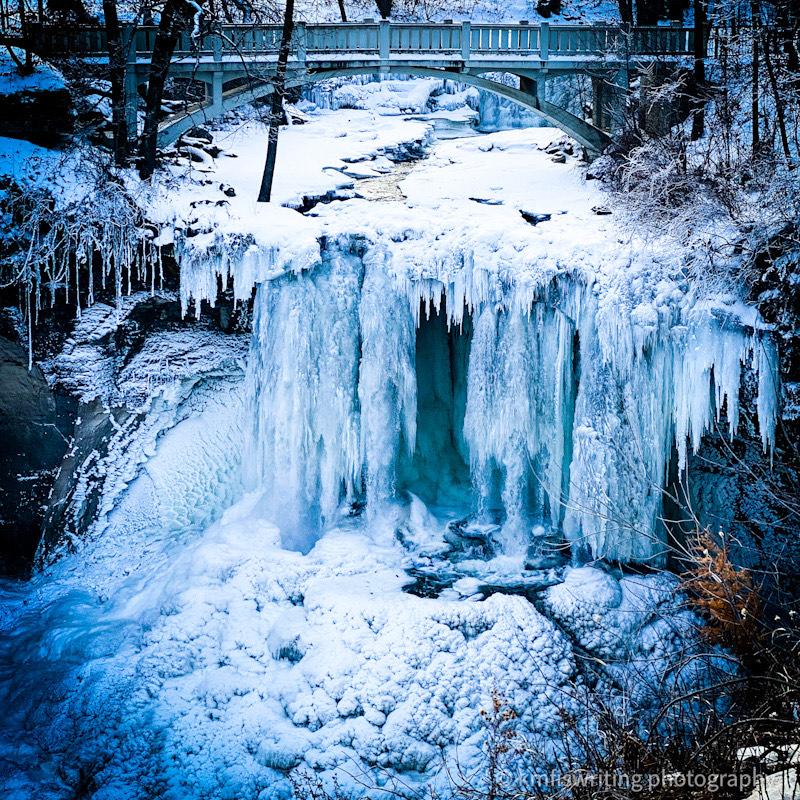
30, 21, 695, 153
34, 20, 695, 64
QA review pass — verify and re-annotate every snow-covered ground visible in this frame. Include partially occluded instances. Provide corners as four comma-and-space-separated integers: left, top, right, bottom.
0, 50, 65, 96
0, 80, 774, 799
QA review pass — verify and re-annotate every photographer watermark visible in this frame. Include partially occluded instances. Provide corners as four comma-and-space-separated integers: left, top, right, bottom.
519, 768, 759, 794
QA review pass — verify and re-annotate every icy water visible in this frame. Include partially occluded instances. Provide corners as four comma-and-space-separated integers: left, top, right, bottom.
355, 117, 479, 202
353, 159, 419, 201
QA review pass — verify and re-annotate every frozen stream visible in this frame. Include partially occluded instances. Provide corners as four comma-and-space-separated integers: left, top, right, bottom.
0, 87, 780, 800
323, 117, 480, 203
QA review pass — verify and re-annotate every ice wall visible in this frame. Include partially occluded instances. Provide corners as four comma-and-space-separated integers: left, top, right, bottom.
477, 75, 588, 131
188, 236, 778, 565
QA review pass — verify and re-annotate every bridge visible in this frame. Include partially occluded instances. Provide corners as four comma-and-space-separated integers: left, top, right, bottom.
36, 21, 695, 153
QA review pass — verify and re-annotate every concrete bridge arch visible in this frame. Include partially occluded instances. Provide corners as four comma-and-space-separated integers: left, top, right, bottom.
157, 65, 618, 154
40, 21, 691, 154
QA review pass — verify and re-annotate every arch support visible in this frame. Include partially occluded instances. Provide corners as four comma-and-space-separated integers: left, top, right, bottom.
157, 65, 615, 154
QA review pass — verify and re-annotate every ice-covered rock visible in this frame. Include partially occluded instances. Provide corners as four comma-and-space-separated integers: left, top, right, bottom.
237, 234, 776, 564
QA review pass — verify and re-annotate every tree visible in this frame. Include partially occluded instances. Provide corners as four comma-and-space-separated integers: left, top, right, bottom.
256, 0, 294, 202
102, 0, 129, 166
690, 0, 705, 140
617, 0, 633, 26
138, 0, 189, 179
374, 0, 390, 19
752, 0, 760, 154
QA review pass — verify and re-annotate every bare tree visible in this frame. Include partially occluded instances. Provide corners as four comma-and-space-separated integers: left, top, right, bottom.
138, 0, 190, 179
102, 0, 129, 166
617, 0, 633, 26
752, 0, 760, 154
256, 0, 294, 202
690, 0, 705, 140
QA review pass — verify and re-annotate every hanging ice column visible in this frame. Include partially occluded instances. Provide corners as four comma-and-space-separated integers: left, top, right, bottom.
562, 296, 779, 563
245, 246, 364, 545
563, 292, 677, 563
241, 239, 778, 564
464, 304, 575, 556
245, 244, 417, 544
358, 249, 418, 523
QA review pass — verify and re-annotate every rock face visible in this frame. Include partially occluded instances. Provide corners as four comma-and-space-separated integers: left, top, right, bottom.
37, 400, 131, 568
0, 87, 73, 145
685, 227, 800, 582
0, 336, 71, 575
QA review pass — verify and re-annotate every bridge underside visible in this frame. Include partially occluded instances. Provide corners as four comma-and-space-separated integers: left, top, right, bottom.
148, 63, 623, 154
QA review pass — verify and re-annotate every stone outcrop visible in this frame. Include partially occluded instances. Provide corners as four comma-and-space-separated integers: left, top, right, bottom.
0, 336, 72, 574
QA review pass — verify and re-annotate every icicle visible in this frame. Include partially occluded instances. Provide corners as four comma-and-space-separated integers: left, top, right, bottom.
244, 245, 364, 527
755, 334, 779, 454
359, 249, 417, 518
227, 231, 779, 563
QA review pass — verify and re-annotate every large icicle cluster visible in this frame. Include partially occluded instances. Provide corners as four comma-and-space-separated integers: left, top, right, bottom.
186, 232, 778, 565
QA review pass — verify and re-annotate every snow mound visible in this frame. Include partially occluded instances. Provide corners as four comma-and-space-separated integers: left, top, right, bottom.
332, 79, 439, 115
0, 51, 66, 96
543, 567, 684, 659
1, 498, 581, 800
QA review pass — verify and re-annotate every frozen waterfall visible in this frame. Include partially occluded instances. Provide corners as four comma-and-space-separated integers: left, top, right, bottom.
227, 235, 779, 565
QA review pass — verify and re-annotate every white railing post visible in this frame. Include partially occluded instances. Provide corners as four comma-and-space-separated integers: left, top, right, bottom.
211, 29, 222, 60
379, 19, 390, 60
461, 20, 470, 60
295, 21, 307, 66
539, 21, 549, 60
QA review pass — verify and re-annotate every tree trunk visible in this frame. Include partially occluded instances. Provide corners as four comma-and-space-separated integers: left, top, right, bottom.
336, 0, 347, 21
752, 0, 759, 154
138, 0, 185, 179
617, 0, 633, 27
690, 0, 705, 140
775, 0, 798, 73
16, 0, 33, 74
762, 28, 793, 169
375, 0, 391, 19
103, 0, 129, 166
257, 0, 295, 202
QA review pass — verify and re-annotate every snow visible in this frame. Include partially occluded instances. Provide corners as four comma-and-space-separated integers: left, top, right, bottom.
0, 467, 585, 798
154, 103, 777, 564
0, 50, 66, 96
0, 445, 694, 799
145, 106, 431, 315
742, 746, 800, 800
287, 0, 621, 24
331, 79, 441, 114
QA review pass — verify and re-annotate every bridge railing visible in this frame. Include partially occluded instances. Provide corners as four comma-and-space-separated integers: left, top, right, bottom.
631, 25, 694, 55
29, 21, 695, 61
305, 23, 380, 52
